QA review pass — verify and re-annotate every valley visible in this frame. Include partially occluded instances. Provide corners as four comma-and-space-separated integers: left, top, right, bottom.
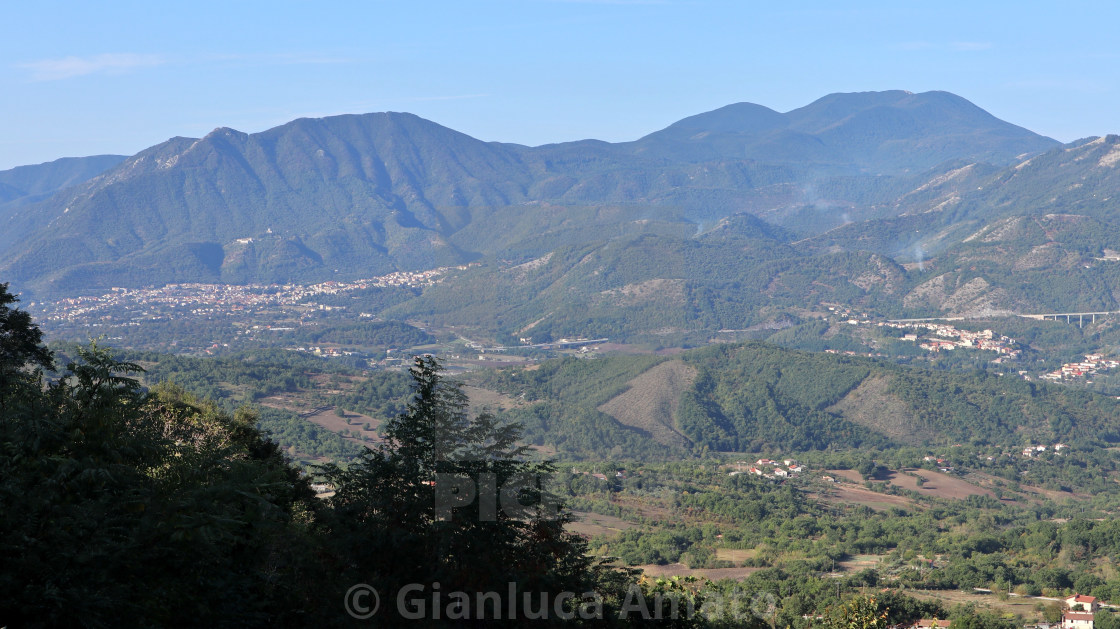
10, 90, 1120, 627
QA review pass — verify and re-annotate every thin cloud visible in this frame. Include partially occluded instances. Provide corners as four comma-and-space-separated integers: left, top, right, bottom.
950, 41, 994, 52
18, 53, 165, 81
276, 95, 490, 120
1004, 78, 1106, 93
408, 94, 488, 102
895, 41, 934, 51
546, 0, 670, 5
892, 41, 994, 52
199, 52, 357, 66
16, 51, 353, 82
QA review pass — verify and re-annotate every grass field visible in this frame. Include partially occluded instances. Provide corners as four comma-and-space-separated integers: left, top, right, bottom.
715, 548, 758, 564
905, 588, 1046, 622
838, 554, 887, 572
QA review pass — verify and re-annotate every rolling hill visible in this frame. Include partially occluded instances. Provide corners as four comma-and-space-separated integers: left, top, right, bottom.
472, 342, 1120, 458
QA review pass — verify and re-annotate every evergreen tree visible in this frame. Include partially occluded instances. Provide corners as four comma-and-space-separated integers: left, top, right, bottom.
323, 355, 614, 625
0, 301, 326, 627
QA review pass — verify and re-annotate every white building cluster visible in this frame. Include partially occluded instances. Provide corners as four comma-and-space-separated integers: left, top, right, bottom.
1039, 354, 1120, 382
35, 264, 472, 323
878, 321, 1020, 357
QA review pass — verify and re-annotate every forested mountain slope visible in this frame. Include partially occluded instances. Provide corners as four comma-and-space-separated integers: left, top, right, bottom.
471, 342, 1120, 458
0, 91, 1058, 295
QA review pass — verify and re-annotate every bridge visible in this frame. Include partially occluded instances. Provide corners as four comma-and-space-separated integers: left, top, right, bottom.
888, 311, 1120, 327
1018, 311, 1120, 326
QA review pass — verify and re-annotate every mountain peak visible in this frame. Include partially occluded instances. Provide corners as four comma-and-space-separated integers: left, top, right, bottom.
203, 127, 250, 142
629, 90, 1057, 168
656, 102, 787, 136
0, 91, 1070, 294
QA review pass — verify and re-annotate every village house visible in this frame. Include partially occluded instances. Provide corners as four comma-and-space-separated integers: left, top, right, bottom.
1060, 593, 1098, 629
909, 620, 950, 628
1065, 594, 1099, 612
1063, 611, 1094, 628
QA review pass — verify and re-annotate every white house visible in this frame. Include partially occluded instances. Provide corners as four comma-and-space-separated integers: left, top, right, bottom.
1063, 611, 1094, 629
1065, 594, 1099, 612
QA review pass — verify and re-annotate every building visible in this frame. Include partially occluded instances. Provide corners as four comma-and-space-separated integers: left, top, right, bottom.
1062, 610, 1094, 629
1065, 594, 1099, 613
1060, 593, 1098, 629
910, 620, 951, 628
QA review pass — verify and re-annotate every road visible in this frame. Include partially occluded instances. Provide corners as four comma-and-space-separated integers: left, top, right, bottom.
971, 588, 1117, 609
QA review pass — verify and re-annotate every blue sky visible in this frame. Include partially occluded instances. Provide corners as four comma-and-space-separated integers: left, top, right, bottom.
1, 1, 1118, 169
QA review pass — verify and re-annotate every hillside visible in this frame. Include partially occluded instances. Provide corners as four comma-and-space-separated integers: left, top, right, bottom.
0, 91, 1058, 296
471, 342, 1120, 458
0, 154, 126, 251
0, 154, 125, 204
625, 90, 1055, 172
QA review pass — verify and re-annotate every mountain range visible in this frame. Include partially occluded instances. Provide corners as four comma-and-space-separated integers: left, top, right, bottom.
9, 89, 1120, 341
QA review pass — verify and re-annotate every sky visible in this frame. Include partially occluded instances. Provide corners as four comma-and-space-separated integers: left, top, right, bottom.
2, 0, 1119, 170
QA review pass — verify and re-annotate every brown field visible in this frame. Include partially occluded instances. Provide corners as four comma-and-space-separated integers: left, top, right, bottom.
463, 385, 524, 411
566, 511, 638, 539
827, 469, 865, 483
818, 483, 918, 512
259, 397, 382, 446
612, 495, 677, 523
887, 469, 993, 500
636, 563, 762, 581
304, 407, 381, 439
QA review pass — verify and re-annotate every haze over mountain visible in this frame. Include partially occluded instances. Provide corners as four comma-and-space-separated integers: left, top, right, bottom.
1, 90, 1063, 301
0, 155, 126, 250
624, 90, 1053, 171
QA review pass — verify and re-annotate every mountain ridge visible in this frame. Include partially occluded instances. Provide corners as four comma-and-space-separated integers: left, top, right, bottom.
1, 90, 1065, 297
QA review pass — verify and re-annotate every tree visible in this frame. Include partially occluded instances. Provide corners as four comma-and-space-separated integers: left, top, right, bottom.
323, 355, 621, 625
0, 283, 53, 419
822, 595, 890, 628
1043, 602, 1064, 624
0, 338, 326, 627
0, 283, 52, 375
